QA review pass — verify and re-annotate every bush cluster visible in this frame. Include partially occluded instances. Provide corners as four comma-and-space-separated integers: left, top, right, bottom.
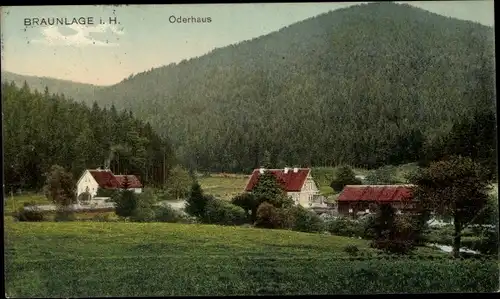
14, 207, 45, 222
254, 202, 325, 233
203, 198, 247, 225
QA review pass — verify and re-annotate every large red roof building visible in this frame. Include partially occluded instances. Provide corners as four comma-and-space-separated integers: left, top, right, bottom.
337, 185, 416, 216
244, 167, 325, 208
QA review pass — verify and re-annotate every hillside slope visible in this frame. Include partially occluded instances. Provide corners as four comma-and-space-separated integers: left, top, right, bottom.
3, 3, 495, 172
1, 71, 102, 102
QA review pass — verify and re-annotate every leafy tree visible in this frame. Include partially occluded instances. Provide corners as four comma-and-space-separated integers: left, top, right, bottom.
231, 192, 258, 221
330, 166, 362, 192
43, 165, 76, 206
368, 203, 423, 254
184, 182, 209, 219
409, 155, 492, 257
165, 165, 192, 199
254, 202, 282, 229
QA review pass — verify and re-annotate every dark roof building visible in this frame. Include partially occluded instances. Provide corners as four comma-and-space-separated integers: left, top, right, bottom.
337, 185, 416, 216
338, 185, 413, 203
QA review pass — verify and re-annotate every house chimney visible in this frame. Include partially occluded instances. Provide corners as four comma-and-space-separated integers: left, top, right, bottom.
284, 167, 289, 174
293, 167, 299, 173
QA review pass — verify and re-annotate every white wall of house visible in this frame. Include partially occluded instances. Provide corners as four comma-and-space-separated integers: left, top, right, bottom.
287, 173, 321, 208
76, 170, 100, 198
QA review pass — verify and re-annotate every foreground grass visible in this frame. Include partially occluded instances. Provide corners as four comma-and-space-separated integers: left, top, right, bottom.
5, 221, 497, 296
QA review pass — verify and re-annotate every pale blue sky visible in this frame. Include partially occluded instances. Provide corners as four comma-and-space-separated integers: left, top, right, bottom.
1, 1, 494, 86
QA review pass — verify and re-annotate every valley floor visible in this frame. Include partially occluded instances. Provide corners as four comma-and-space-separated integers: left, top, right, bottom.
4, 219, 497, 296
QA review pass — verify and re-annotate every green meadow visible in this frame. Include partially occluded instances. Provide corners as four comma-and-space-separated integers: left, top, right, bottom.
4, 220, 498, 297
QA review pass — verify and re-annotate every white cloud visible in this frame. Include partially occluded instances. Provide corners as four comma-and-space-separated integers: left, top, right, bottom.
31, 23, 125, 47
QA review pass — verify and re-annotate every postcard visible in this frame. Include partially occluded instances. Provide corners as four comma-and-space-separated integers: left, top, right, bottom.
2, 2, 497, 296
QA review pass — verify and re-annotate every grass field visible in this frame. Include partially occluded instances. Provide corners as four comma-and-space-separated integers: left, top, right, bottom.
198, 175, 249, 200
5, 220, 497, 296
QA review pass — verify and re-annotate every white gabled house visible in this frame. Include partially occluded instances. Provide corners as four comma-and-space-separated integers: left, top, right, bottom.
76, 168, 143, 206
244, 167, 326, 208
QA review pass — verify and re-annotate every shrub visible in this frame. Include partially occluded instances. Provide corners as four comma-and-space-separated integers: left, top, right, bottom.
326, 217, 362, 237
254, 202, 282, 229
359, 214, 377, 239
231, 192, 258, 221
138, 188, 158, 203
155, 189, 176, 202
369, 208, 423, 254
289, 206, 325, 233
371, 238, 415, 254
463, 231, 498, 256
14, 207, 45, 222
154, 205, 183, 223
130, 206, 156, 222
130, 195, 157, 223
344, 244, 360, 256
203, 198, 247, 226
277, 207, 297, 230
110, 190, 139, 218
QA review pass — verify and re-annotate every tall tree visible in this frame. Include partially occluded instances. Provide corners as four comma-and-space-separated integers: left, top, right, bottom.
165, 165, 192, 199
330, 166, 362, 192
43, 165, 76, 206
251, 171, 294, 208
185, 182, 209, 219
409, 156, 492, 258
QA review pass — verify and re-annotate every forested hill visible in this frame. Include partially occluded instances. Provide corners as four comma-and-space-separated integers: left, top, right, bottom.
3, 2, 496, 173
2, 82, 176, 191
1, 71, 102, 102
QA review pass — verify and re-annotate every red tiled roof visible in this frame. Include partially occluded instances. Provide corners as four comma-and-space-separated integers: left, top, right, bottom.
89, 170, 120, 189
337, 185, 414, 202
244, 168, 310, 192
115, 175, 143, 188
88, 170, 143, 189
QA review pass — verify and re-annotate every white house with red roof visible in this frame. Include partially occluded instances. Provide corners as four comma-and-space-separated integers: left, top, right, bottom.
76, 168, 143, 205
244, 167, 325, 208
